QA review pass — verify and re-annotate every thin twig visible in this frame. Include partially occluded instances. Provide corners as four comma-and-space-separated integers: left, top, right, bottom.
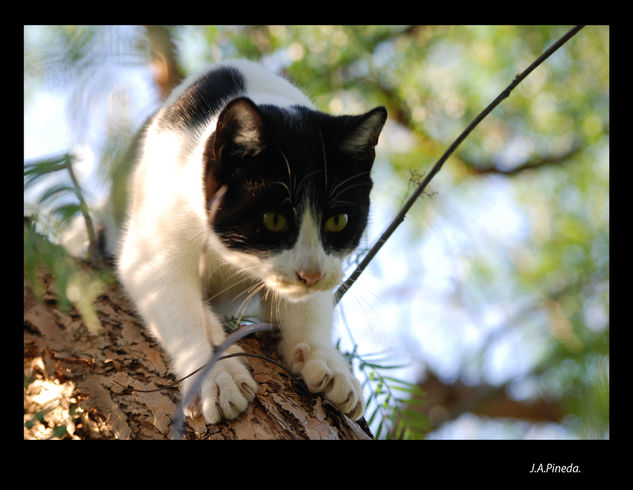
220, 351, 296, 378
111, 350, 293, 393
64, 154, 101, 268
171, 321, 276, 439
335, 25, 585, 304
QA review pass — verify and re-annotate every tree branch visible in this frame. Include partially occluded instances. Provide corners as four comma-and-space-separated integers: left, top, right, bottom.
417, 370, 564, 429
144, 26, 185, 100
24, 269, 372, 439
460, 143, 583, 177
335, 25, 585, 303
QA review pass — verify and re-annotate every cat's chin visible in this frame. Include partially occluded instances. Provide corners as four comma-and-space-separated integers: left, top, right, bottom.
278, 290, 315, 303
265, 280, 333, 303
267, 284, 317, 302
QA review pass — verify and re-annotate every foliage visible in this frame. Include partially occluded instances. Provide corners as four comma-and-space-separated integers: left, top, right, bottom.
24, 25, 609, 439
24, 153, 113, 333
25, 154, 85, 225
24, 217, 112, 334
355, 351, 429, 439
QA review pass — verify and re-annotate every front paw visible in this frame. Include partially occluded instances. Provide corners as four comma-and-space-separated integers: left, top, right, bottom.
184, 345, 257, 424
291, 343, 364, 420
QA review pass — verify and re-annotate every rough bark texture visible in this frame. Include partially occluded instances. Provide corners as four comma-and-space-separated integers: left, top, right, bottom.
23, 267, 373, 440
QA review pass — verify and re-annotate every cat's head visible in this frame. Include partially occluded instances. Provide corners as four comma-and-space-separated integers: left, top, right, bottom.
204, 97, 386, 302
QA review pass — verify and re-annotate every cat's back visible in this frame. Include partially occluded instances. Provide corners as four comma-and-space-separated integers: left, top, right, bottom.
156, 59, 314, 133
226, 59, 314, 108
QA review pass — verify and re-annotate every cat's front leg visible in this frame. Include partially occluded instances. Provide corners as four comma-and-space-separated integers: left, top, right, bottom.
174, 312, 257, 424
117, 245, 257, 425
274, 292, 364, 420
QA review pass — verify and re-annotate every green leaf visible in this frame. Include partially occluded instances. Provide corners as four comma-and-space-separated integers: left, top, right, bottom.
382, 376, 426, 394
387, 384, 426, 396
366, 403, 382, 427
38, 184, 76, 205
24, 154, 72, 188
374, 417, 385, 439
52, 202, 82, 223
52, 425, 68, 438
357, 361, 408, 370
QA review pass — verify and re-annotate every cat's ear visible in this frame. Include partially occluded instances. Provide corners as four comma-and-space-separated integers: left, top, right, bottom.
214, 97, 265, 160
338, 106, 387, 158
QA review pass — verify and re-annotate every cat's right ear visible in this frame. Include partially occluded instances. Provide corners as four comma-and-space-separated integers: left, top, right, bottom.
214, 97, 265, 161
338, 106, 387, 159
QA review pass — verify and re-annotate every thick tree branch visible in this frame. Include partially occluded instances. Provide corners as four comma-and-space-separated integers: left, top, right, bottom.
460, 143, 583, 177
335, 25, 585, 303
417, 370, 564, 429
24, 269, 373, 440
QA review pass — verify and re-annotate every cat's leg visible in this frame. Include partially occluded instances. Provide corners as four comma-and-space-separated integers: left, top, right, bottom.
117, 238, 257, 424
272, 291, 364, 420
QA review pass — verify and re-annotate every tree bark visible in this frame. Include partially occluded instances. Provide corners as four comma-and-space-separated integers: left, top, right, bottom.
23, 266, 373, 440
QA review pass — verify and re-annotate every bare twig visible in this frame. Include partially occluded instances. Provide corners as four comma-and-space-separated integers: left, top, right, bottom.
64, 155, 102, 268
335, 25, 585, 304
171, 321, 276, 439
111, 349, 294, 394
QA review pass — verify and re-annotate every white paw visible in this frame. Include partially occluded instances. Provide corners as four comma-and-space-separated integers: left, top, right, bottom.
290, 342, 364, 420
184, 345, 257, 424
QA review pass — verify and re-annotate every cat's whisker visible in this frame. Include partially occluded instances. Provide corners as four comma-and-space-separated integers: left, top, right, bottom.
319, 129, 328, 191
271, 180, 292, 204
205, 273, 255, 303
271, 289, 283, 326
279, 149, 296, 200
233, 278, 263, 301
203, 260, 262, 302
234, 281, 266, 321
329, 199, 366, 211
328, 171, 371, 200
295, 169, 324, 201
330, 178, 372, 201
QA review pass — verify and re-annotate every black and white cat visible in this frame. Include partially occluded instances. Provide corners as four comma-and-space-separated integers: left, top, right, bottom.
116, 59, 387, 424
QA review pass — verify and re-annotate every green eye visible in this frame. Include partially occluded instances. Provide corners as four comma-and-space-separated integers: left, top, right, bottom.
263, 212, 288, 233
325, 213, 349, 233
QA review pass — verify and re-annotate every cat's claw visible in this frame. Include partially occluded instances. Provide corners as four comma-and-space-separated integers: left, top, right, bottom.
184, 346, 258, 424
291, 343, 364, 420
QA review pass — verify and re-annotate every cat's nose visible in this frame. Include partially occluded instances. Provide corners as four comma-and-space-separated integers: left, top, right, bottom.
296, 269, 324, 287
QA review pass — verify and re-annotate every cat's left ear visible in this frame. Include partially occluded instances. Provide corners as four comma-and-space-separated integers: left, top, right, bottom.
214, 97, 266, 161
338, 106, 387, 158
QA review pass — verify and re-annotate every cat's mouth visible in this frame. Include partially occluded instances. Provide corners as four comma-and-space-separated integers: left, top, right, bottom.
264, 273, 337, 300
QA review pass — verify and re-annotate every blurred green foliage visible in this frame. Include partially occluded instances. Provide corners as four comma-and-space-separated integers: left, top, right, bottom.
24, 25, 608, 439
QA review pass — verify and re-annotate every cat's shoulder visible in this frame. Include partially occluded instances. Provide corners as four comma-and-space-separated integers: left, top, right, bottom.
217, 59, 314, 109
157, 61, 246, 131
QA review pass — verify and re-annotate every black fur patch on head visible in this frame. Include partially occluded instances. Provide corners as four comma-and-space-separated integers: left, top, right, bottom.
159, 67, 245, 131
204, 97, 387, 258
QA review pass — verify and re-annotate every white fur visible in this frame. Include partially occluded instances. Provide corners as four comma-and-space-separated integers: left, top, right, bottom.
117, 60, 364, 424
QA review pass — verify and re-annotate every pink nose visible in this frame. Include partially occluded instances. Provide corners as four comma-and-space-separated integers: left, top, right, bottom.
296, 270, 324, 287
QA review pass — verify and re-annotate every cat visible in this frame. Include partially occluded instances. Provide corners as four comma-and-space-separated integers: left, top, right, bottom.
116, 59, 387, 424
